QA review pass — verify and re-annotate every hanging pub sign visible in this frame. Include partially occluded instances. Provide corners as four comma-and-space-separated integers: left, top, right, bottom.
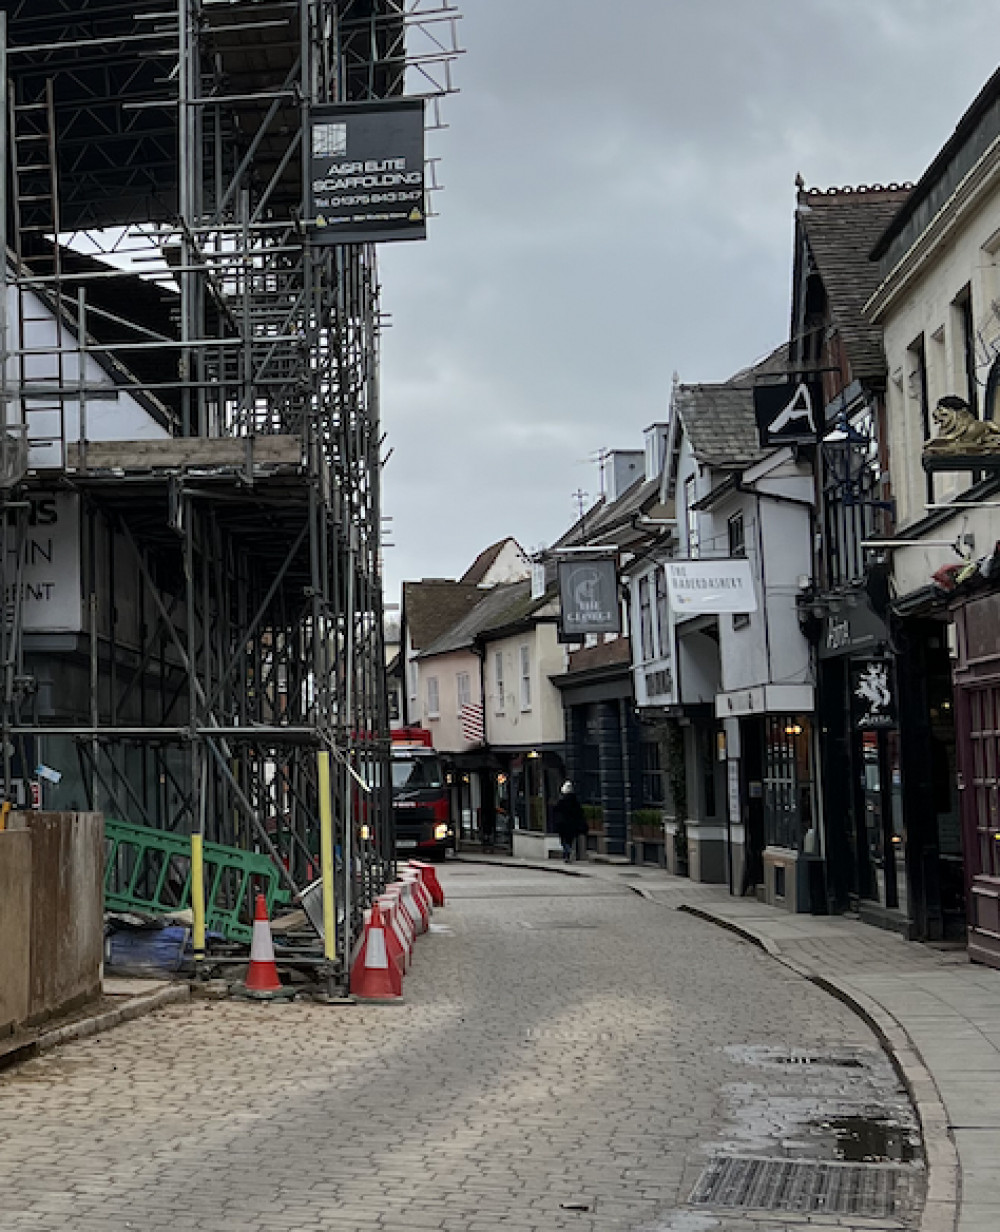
558, 559, 620, 639
309, 98, 426, 245
753, 379, 824, 447
665, 558, 756, 615
851, 659, 897, 730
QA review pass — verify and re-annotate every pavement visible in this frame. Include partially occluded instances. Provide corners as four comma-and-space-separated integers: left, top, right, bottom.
0, 860, 925, 1232
459, 850, 1000, 1232
0, 976, 189, 1069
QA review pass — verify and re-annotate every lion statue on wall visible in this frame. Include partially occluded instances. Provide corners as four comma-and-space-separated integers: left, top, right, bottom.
924, 395, 1000, 454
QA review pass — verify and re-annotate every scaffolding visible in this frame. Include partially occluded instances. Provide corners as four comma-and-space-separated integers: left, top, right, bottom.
0, 0, 460, 981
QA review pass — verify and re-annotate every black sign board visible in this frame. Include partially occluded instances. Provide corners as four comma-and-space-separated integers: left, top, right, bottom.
309, 99, 426, 245
851, 659, 897, 730
753, 380, 824, 447
558, 559, 620, 640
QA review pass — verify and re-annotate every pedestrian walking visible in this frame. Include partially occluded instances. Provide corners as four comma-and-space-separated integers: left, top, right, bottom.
553, 780, 587, 862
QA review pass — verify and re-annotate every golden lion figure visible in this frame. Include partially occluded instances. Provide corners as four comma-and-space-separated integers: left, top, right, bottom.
925, 396, 1000, 454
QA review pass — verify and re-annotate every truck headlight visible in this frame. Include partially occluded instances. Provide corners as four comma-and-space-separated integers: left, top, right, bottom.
433, 823, 449, 841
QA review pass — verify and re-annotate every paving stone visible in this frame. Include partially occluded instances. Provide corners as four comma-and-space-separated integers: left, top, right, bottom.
0, 863, 927, 1232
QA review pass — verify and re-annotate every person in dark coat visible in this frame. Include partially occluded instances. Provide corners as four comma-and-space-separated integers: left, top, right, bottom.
552, 780, 587, 862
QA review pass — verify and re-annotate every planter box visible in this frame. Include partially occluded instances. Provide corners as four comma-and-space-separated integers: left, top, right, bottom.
512, 830, 562, 861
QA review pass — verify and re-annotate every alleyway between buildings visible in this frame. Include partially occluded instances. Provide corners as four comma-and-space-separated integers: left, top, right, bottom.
1, 862, 933, 1232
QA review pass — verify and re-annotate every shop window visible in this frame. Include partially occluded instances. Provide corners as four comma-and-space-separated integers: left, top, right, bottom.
762, 715, 813, 851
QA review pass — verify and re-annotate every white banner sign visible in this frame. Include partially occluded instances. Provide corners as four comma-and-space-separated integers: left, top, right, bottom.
6, 493, 82, 632
665, 558, 756, 615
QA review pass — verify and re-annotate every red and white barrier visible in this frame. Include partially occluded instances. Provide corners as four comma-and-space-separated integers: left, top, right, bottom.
408, 860, 445, 907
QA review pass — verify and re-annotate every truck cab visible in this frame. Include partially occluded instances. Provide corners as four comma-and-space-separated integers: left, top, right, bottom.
390, 727, 454, 862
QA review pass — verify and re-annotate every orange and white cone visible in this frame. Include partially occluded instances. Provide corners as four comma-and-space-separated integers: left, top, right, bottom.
408, 859, 445, 907
350, 902, 403, 1000
244, 892, 283, 996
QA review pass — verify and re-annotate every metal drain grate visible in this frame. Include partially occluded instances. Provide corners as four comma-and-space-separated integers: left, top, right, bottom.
689, 1156, 921, 1218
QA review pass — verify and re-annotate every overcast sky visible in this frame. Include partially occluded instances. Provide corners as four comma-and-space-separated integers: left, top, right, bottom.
377, 0, 1000, 605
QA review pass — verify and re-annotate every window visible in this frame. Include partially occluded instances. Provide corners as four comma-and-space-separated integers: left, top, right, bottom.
762, 715, 813, 851
909, 335, 934, 505
727, 512, 745, 557
728, 512, 751, 630
954, 286, 978, 417
640, 740, 664, 805
519, 644, 531, 711
638, 575, 654, 661
654, 567, 669, 658
494, 651, 505, 715
456, 671, 471, 709
685, 475, 700, 558
426, 676, 439, 718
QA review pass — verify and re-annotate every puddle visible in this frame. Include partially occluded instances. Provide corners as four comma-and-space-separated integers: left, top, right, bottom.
821, 1114, 918, 1163
717, 1044, 923, 1168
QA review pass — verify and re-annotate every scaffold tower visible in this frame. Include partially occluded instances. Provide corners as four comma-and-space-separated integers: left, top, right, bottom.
0, 0, 460, 982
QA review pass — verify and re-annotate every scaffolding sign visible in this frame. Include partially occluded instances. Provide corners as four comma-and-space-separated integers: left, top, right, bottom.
309, 100, 427, 244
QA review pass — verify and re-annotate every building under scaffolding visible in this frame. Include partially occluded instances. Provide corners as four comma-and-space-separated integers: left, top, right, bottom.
0, 0, 459, 980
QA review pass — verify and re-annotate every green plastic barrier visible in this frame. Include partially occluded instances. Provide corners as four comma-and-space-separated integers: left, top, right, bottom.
104, 817, 291, 944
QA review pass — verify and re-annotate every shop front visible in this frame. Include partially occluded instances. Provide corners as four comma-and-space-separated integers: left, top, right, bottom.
816, 598, 910, 931
953, 590, 1000, 966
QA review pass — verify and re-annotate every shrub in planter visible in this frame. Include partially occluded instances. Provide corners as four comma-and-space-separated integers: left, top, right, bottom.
582, 804, 604, 833
631, 809, 663, 841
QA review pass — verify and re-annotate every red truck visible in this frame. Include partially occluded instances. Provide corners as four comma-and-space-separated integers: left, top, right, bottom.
390, 727, 454, 862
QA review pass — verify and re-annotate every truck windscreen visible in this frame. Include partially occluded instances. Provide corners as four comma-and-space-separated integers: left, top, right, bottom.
391, 755, 445, 792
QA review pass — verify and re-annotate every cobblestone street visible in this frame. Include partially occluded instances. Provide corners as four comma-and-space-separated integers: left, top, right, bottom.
0, 864, 924, 1232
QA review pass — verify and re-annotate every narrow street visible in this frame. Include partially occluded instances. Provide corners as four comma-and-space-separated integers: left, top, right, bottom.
0, 863, 922, 1232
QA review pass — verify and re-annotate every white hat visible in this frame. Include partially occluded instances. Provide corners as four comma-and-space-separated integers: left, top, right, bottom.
560, 780, 574, 795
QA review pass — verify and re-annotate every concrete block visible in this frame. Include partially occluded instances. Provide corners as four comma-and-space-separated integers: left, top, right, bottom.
8, 811, 104, 1024
0, 830, 32, 1034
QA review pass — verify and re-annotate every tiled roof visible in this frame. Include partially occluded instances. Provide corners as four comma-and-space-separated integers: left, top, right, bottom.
675, 383, 760, 467
402, 580, 485, 651
460, 539, 509, 584
419, 580, 555, 657
797, 186, 911, 382
675, 344, 791, 469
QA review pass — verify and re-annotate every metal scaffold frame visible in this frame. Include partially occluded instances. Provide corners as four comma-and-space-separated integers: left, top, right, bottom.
0, 0, 460, 982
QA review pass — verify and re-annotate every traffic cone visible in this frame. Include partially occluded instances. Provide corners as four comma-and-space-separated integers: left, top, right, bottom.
408, 859, 445, 907
350, 902, 402, 1000
244, 892, 284, 996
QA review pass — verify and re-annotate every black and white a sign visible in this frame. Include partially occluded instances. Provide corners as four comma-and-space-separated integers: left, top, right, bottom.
309, 99, 426, 245
558, 559, 620, 638
851, 659, 896, 730
753, 380, 823, 447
